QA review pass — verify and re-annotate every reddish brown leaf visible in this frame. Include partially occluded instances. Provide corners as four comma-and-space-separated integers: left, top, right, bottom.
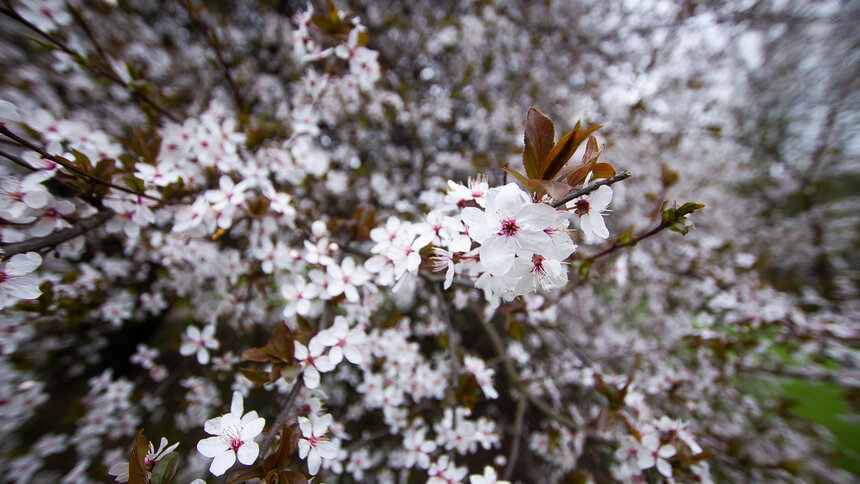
565, 165, 593, 186
525, 179, 547, 200
523, 108, 555, 180
590, 163, 616, 180
581, 135, 601, 165
530, 179, 573, 200
227, 464, 265, 484
242, 347, 274, 362
128, 430, 150, 484
543, 121, 602, 180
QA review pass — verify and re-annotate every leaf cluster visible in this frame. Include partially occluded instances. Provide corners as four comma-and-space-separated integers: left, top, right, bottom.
504, 108, 616, 201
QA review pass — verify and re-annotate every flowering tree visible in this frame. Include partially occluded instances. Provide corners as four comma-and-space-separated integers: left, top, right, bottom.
0, 1, 857, 483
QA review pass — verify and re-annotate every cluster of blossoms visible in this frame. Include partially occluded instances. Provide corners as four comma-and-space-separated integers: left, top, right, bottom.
0, 0, 856, 483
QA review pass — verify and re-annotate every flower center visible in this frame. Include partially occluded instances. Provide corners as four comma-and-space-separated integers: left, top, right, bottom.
0, 271, 7, 284
531, 254, 546, 274
221, 425, 244, 451
574, 199, 590, 216
498, 219, 519, 237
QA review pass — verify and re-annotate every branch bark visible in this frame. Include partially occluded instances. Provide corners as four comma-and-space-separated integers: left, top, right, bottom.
551, 170, 631, 208
1, 211, 112, 257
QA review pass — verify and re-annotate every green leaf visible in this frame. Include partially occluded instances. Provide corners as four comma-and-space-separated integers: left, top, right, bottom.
676, 202, 706, 218
502, 167, 532, 194
150, 452, 178, 484
128, 430, 150, 484
240, 367, 271, 386
523, 107, 555, 180
71, 149, 93, 174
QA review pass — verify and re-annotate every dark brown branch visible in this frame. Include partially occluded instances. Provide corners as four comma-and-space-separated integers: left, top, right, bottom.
0, 126, 170, 204
0, 5, 179, 123
503, 396, 528, 481
479, 314, 579, 430
0, 211, 112, 258
588, 219, 671, 261
551, 170, 632, 208
259, 378, 303, 458
180, 0, 246, 113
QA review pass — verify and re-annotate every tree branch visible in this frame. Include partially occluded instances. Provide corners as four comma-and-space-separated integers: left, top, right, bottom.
479, 314, 579, 430
181, 0, 246, 113
1, 4, 179, 123
0, 126, 171, 204
551, 170, 631, 208
0, 211, 112, 258
503, 396, 528, 481
260, 379, 303, 457
587, 219, 671, 261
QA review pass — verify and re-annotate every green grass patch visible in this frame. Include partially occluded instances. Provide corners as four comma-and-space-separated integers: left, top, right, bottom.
781, 379, 860, 476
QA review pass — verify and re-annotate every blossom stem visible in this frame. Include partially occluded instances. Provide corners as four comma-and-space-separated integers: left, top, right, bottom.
259, 378, 303, 458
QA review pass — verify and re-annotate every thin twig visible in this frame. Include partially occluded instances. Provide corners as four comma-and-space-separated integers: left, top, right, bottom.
551, 170, 631, 208
260, 379, 303, 457
0, 126, 170, 204
503, 396, 527, 481
180, 0, 246, 112
0, 211, 112, 258
433, 284, 461, 394
587, 219, 670, 260
0, 5, 179, 123
546, 325, 595, 367
479, 314, 579, 430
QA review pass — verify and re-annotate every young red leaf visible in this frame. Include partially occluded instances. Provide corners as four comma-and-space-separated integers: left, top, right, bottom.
523, 108, 555, 180
581, 135, 601, 165
590, 163, 616, 180
542, 121, 602, 180
530, 179, 574, 200
226, 464, 265, 484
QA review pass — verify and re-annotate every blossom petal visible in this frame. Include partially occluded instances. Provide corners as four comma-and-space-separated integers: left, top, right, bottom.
307, 449, 322, 475
5, 277, 41, 299
197, 437, 228, 458
237, 441, 259, 465
298, 438, 310, 459
316, 440, 339, 459
240, 417, 265, 441
6, 252, 42, 276
230, 391, 244, 416
314, 355, 335, 373
209, 449, 236, 476
590, 185, 613, 210
479, 236, 516, 276
587, 213, 609, 239
302, 366, 320, 389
